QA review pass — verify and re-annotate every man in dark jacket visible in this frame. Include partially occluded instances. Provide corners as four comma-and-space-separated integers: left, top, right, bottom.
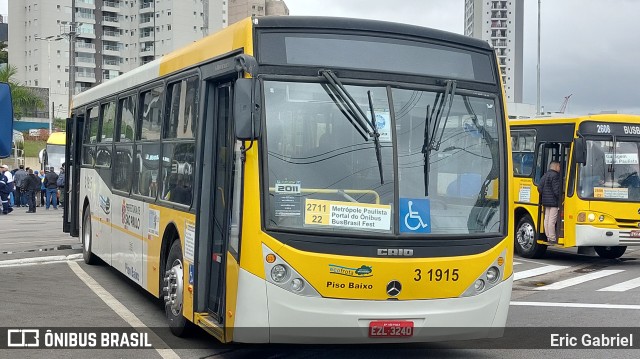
13, 165, 27, 207
44, 167, 59, 210
23, 169, 41, 213
538, 161, 562, 244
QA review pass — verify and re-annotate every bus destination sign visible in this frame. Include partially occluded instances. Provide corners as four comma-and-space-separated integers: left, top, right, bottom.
580, 121, 640, 137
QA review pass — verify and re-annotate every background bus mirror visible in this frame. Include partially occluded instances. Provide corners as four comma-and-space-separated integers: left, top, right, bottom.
234, 78, 261, 140
574, 137, 587, 165
0, 82, 14, 158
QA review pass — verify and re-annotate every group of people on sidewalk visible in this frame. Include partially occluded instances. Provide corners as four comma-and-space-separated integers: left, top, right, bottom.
0, 164, 65, 215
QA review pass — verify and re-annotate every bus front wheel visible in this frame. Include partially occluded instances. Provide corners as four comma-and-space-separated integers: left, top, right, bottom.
163, 240, 192, 337
82, 209, 96, 265
594, 246, 627, 259
515, 215, 547, 259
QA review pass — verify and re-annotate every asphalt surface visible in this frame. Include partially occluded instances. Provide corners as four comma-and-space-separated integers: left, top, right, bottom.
1, 208, 640, 358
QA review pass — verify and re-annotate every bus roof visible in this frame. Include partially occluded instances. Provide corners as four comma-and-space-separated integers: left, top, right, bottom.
510, 114, 640, 127
73, 16, 493, 110
47, 132, 66, 146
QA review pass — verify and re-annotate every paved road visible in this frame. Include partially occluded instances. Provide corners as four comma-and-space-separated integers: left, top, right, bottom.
1, 209, 639, 358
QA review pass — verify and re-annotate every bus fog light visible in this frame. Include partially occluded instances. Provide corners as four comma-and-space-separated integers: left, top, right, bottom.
291, 278, 304, 292
599, 215, 605, 222
588, 213, 595, 222
577, 212, 586, 222
474, 279, 485, 292
271, 265, 289, 283
486, 267, 500, 284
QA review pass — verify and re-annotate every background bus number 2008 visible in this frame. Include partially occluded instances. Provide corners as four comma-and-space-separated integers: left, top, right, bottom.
414, 268, 459, 282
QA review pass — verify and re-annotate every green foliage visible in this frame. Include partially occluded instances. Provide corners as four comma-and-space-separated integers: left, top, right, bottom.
54, 118, 67, 131
24, 140, 46, 157
0, 41, 7, 64
0, 64, 45, 119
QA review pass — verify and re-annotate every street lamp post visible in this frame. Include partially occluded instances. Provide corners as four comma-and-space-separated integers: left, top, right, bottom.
34, 35, 63, 134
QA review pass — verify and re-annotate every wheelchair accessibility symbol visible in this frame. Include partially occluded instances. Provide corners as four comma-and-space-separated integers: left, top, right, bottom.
400, 198, 431, 233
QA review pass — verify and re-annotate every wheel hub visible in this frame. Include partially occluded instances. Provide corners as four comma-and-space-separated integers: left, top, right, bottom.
517, 222, 535, 250
163, 259, 184, 317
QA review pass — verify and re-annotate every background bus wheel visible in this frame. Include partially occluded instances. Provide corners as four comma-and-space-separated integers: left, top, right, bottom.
163, 240, 191, 337
515, 215, 547, 259
82, 209, 96, 265
594, 246, 627, 259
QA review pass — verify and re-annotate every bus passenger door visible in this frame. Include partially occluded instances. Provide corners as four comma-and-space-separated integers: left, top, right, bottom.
197, 80, 236, 324
535, 142, 570, 241
65, 114, 84, 237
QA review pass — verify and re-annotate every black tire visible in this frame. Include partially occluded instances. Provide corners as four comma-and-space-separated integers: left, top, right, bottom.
82, 208, 97, 264
594, 246, 627, 259
164, 240, 192, 337
515, 215, 547, 259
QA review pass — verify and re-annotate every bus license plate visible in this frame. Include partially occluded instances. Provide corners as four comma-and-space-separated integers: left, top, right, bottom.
631, 230, 640, 238
369, 320, 414, 338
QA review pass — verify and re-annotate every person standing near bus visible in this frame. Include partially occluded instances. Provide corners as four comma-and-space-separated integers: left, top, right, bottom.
23, 169, 41, 213
44, 167, 59, 210
13, 165, 27, 207
0, 165, 13, 214
538, 161, 562, 244
39, 170, 46, 207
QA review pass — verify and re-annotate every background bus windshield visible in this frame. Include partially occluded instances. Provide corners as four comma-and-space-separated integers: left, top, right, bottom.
579, 140, 640, 201
264, 80, 502, 236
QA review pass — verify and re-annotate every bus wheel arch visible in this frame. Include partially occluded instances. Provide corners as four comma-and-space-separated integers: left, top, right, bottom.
594, 246, 627, 259
515, 213, 547, 259
81, 198, 96, 264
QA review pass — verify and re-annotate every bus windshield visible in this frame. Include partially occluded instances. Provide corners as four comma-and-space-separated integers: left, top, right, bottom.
46, 144, 66, 172
579, 139, 640, 201
264, 80, 502, 237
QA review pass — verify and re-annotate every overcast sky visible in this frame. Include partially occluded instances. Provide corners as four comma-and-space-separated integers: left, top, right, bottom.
2, 0, 639, 115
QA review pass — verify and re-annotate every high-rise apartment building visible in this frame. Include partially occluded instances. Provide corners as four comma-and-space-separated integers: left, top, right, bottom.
228, 0, 289, 26
8, 0, 225, 117
464, 0, 523, 103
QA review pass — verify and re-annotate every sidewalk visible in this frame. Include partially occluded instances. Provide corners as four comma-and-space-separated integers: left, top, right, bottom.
0, 204, 81, 259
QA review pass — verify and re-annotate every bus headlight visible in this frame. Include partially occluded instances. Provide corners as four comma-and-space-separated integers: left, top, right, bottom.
599, 215, 605, 222
486, 266, 500, 284
461, 250, 506, 297
588, 213, 596, 222
271, 265, 289, 283
291, 278, 304, 292
263, 244, 320, 297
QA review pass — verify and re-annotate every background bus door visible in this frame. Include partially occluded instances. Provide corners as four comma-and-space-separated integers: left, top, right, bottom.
535, 142, 570, 242
64, 115, 84, 237
197, 80, 236, 326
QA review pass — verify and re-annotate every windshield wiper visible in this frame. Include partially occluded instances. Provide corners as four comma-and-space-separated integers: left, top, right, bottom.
367, 91, 384, 184
319, 70, 384, 184
420, 80, 457, 196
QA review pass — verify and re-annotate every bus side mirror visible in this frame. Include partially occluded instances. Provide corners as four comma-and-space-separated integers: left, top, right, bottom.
234, 78, 261, 140
574, 137, 587, 165
0, 82, 14, 159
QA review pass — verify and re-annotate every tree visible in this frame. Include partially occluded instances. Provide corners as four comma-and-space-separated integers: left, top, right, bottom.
0, 64, 44, 119
0, 41, 7, 64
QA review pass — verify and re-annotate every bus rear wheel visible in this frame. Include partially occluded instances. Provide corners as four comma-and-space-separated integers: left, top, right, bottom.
594, 246, 626, 259
163, 240, 191, 337
515, 215, 547, 259
82, 209, 96, 265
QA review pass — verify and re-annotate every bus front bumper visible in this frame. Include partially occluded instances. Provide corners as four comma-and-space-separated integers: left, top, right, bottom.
575, 224, 640, 246
233, 270, 513, 343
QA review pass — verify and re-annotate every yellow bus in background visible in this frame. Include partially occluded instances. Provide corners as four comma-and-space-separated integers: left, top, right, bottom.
41, 131, 66, 173
511, 115, 640, 259
64, 16, 513, 343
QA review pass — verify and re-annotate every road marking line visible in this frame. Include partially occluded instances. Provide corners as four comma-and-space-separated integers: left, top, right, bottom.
535, 269, 625, 290
514, 265, 568, 281
0, 254, 83, 267
597, 277, 640, 292
511, 301, 640, 310
67, 261, 180, 359
1, 239, 74, 245
513, 261, 522, 266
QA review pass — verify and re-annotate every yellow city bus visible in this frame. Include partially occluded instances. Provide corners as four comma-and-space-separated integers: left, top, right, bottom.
41, 131, 66, 173
64, 16, 513, 343
511, 114, 640, 259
